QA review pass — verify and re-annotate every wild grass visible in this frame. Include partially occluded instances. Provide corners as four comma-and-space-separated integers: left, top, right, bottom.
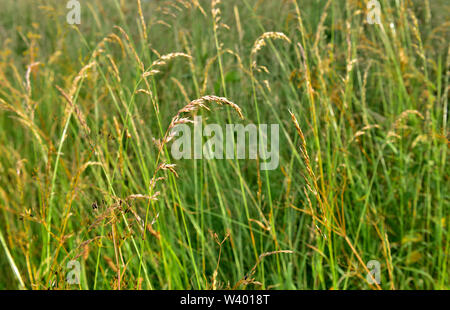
0, 0, 448, 289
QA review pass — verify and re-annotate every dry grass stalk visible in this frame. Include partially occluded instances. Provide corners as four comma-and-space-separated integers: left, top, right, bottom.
0, 98, 49, 160
126, 193, 160, 201
251, 32, 291, 68
289, 111, 313, 179
191, 0, 206, 16
142, 53, 191, 78
352, 124, 380, 141
211, 0, 229, 31
170, 78, 190, 104
148, 95, 243, 200
289, 112, 382, 289
136, 89, 152, 96
137, 0, 147, 40
234, 5, 243, 43
312, 0, 332, 53
387, 110, 424, 140
211, 231, 230, 290
69, 62, 96, 98
56, 85, 91, 136
106, 33, 126, 57
151, 52, 191, 67
201, 54, 221, 94
25, 62, 41, 98
106, 54, 121, 82
157, 163, 179, 178
114, 25, 145, 71
233, 250, 293, 289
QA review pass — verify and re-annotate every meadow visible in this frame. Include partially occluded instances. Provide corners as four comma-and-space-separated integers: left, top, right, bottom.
0, 0, 448, 290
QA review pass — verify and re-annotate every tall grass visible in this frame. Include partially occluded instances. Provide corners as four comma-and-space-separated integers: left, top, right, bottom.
0, 0, 448, 289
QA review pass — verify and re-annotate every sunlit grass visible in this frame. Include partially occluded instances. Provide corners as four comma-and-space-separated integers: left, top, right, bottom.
0, 0, 448, 290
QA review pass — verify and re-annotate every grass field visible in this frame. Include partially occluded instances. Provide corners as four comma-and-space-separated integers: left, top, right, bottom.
0, 0, 448, 290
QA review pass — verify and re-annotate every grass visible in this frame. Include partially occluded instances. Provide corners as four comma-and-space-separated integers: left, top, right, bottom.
0, 0, 448, 290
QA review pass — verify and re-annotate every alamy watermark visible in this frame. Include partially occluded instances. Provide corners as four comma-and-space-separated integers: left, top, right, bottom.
366, 260, 381, 285
366, 0, 381, 25
66, 260, 80, 285
170, 116, 279, 170
66, 0, 81, 25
